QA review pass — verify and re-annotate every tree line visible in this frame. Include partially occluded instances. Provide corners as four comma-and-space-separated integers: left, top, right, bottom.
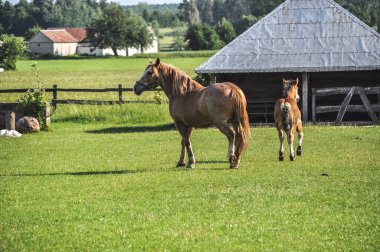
0, 0, 378, 54
176, 0, 379, 50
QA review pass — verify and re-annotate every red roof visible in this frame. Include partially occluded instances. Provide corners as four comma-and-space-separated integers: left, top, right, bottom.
41, 30, 79, 43
65, 28, 87, 42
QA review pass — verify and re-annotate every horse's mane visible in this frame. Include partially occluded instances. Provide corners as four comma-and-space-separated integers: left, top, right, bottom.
282, 79, 297, 98
159, 62, 202, 96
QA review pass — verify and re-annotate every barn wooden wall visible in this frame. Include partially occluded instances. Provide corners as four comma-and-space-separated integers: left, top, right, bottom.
218, 70, 380, 123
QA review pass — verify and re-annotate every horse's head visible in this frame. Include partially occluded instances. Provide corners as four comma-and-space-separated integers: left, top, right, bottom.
134, 58, 161, 95
282, 78, 299, 102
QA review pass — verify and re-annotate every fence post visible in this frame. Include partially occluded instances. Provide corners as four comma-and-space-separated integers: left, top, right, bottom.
52, 84, 58, 109
118, 84, 123, 104
5, 111, 15, 130
312, 88, 316, 122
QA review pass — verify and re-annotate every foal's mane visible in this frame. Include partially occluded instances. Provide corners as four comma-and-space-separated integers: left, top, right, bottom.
283, 79, 297, 98
158, 62, 202, 96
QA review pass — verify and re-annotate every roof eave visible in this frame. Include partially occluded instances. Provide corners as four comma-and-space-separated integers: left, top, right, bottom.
196, 66, 380, 74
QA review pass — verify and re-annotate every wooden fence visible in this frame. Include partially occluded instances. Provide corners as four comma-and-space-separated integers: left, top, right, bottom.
0, 84, 162, 108
312, 86, 380, 124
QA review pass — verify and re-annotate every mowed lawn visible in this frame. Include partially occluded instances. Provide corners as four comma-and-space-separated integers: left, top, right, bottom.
0, 123, 379, 251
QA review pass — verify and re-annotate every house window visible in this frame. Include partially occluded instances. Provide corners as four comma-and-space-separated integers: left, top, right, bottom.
90, 48, 94, 53
37, 43, 40, 47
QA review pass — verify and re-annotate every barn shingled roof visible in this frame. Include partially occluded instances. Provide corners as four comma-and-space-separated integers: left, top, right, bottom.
65, 28, 87, 42
196, 0, 380, 73
41, 29, 79, 43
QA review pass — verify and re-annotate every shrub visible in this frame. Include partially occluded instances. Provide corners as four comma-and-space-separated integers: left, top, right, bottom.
0, 34, 26, 70
17, 62, 48, 129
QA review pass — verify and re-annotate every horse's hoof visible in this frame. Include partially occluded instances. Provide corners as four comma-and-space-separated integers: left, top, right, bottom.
279, 156, 284, 161
176, 162, 186, 168
297, 146, 302, 156
230, 164, 239, 169
290, 155, 295, 161
186, 163, 195, 169
229, 157, 239, 169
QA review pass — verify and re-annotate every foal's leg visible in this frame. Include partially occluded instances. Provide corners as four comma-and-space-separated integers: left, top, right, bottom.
296, 122, 303, 156
217, 123, 237, 169
286, 130, 295, 161
278, 129, 285, 161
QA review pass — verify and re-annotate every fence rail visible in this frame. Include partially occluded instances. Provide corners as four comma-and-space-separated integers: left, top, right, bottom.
0, 84, 162, 108
312, 86, 380, 124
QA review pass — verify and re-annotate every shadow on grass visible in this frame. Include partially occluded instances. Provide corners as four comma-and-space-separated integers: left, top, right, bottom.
197, 160, 229, 164
3, 169, 144, 177
86, 123, 176, 134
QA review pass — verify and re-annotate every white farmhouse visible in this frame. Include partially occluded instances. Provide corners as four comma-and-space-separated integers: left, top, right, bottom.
28, 28, 158, 56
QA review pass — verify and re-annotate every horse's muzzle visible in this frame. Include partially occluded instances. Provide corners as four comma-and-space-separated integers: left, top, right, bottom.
134, 82, 145, 95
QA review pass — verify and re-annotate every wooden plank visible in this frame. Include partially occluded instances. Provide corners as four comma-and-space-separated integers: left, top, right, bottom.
0, 87, 161, 93
53, 99, 159, 105
357, 86, 379, 124
336, 87, 355, 124
315, 86, 380, 96
312, 88, 316, 122
302, 72, 308, 121
0, 103, 18, 111
54, 99, 118, 105
118, 84, 123, 104
52, 84, 58, 108
5, 111, 15, 130
316, 104, 380, 113
0, 89, 29, 93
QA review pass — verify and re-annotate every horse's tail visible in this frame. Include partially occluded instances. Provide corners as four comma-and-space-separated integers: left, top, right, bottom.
281, 102, 292, 132
231, 87, 251, 157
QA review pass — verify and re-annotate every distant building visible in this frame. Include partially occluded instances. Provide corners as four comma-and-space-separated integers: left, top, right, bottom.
28, 28, 158, 56
196, 0, 380, 123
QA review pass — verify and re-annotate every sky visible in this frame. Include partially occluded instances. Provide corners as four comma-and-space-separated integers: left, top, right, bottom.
7, 0, 183, 5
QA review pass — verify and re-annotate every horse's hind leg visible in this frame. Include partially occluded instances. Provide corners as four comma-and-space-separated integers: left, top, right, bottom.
296, 123, 303, 156
278, 129, 285, 161
286, 130, 295, 161
217, 123, 238, 169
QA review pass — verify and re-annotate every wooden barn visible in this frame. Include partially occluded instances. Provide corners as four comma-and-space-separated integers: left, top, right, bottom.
196, 0, 380, 124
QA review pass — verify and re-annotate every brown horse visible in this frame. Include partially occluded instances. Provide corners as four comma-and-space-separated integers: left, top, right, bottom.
274, 78, 303, 161
134, 58, 250, 169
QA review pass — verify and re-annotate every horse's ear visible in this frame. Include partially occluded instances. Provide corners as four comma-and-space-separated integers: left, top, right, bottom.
155, 58, 160, 67
149, 58, 152, 64
282, 78, 287, 86
295, 78, 299, 86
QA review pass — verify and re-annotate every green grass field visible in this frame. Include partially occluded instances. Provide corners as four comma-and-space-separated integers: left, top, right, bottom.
1, 57, 379, 250
1, 123, 379, 251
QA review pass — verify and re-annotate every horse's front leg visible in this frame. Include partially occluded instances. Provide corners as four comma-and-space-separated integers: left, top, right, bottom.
176, 124, 195, 168
176, 139, 186, 167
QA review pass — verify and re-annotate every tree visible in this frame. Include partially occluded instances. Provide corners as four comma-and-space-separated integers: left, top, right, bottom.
215, 18, 236, 44
233, 15, 261, 35
87, 4, 128, 56
0, 1, 15, 34
87, 4, 152, 56
24, 25, 41, 41
183, 0, 200, 26
185, 23, 223, 50
0, 34, 26, 70
171, 20, 186, 51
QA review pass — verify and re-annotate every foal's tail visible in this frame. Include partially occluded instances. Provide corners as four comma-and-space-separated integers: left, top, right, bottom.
281, 102, 292, 132
231, 88, 251, 157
